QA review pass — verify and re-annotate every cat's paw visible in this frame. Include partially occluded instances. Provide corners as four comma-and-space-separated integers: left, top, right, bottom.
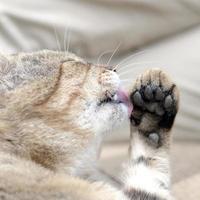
130, 69, 179, 147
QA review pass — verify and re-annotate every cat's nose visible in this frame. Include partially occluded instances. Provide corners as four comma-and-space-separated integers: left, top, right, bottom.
106, 65, 114, 71
110, 65, 118, 72
103, 65, 117, 72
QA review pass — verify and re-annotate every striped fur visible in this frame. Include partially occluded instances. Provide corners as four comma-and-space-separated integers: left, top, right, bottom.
0, 51, 179, 200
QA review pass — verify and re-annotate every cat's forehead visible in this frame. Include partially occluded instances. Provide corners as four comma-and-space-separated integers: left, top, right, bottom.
0, 50, 88, 93
6, 50, 85, 64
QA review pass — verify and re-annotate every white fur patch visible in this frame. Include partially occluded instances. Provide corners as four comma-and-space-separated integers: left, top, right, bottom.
124, 164, 170, 199
123, 131, 171, 199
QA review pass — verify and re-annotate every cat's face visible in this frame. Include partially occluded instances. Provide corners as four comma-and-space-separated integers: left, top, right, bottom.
0, 51, 132, 136
37, 59, 132, 134
0, 51, 132, 170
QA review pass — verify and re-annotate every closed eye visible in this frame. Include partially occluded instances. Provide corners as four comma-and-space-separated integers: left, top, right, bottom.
100, 96, 113, 104
98, 93, 121, 105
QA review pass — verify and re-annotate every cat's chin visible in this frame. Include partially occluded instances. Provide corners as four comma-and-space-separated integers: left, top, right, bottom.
107, 103, 129, 132
92, 102, 128, 135
99, 87, 133, 117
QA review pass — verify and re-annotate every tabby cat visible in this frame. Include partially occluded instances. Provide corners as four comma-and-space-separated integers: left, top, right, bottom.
0, 50, 179, 200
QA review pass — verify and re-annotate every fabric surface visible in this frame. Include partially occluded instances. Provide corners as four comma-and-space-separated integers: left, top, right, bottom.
1, 0, 200, 57
173, 173, 200, 200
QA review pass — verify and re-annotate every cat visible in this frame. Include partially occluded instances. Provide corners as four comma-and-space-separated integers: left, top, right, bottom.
0, 50, 179, 200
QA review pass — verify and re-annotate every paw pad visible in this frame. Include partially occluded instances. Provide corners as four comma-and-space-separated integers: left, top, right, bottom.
130, 69, 179, 131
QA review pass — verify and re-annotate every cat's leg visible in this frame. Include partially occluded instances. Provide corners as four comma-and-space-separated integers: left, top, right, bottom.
123, 69, 179, 200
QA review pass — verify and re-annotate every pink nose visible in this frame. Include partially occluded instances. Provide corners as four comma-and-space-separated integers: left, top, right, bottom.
117, 88, 133, 117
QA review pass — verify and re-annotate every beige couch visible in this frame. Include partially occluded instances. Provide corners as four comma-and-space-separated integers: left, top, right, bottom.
0, 0, 200, 199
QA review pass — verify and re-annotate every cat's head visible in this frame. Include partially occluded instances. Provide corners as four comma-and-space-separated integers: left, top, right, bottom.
35, 56, 132, 135
0, 50, 132, 136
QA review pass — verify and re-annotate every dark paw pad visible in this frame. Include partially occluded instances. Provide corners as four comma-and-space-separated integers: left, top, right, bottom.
130, 69, 179, 131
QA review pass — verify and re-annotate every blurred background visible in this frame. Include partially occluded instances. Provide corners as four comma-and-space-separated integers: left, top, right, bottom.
0, 0, 200, 199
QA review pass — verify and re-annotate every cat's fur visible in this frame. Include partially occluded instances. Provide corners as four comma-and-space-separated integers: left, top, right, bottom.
0, 50, 179, 200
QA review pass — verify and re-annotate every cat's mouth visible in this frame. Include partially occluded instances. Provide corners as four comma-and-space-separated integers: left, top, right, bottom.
100, 88, 133, 116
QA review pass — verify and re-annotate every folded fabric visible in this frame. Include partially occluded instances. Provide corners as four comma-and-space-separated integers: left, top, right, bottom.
1, 0, 200, 57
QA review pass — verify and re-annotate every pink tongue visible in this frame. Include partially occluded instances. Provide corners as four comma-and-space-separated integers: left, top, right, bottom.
117, 88, 133, 117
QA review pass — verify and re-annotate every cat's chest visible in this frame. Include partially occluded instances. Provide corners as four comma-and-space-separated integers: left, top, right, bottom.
70, 137, 102, 178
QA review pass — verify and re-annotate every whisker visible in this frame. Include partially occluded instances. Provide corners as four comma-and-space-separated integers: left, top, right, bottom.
63, 26, 68, 53
106, 42, 121, 66
53, 27, 61, 51
118, 64, 154, 77
113, 49, 148, 70
97, 50, 113, 66
66, 28, 71, 53
119, 70, 135, 77
118, 61, 162, 73
118, 67, 144, 77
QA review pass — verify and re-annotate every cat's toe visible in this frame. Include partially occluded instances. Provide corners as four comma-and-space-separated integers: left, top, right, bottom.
130, 68, 179, 133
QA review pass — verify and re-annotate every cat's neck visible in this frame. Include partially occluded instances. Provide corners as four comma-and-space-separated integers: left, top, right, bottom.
0, 119, 97, 174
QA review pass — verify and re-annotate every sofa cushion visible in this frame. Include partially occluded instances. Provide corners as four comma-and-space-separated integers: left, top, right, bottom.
1, 0, 200, 57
